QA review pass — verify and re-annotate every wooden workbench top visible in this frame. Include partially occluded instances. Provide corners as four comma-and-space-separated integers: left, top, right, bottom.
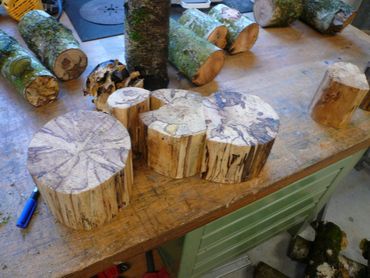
0, 14, 369, 278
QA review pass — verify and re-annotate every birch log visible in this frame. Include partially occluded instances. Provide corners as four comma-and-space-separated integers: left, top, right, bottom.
108, 87, 150, 157
169, 18, 225, 85
201, 92, 280, 183
253, 0, 303, 27
18, 10, 88, 80
310, 62, 369, 129
209, 4, 259, 54
141, 89, 206, 179
0, 29, 59, 107
125, 0, 170, 90
178, 9, 228, 49
27, 111, 133, 230
300, 0, 356, 34
83, 60, 144, 112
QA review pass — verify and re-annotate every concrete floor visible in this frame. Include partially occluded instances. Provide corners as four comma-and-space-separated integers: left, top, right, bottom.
206, 166, 369, 278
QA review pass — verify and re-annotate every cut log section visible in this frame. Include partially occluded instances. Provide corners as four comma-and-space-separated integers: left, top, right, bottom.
0, 29, 59, 107
27, 111, 133, 230
140, 89, 206, 179
208, 4, 259, 54
18, 10, 87, 80
300, 0, 356, 34
169, 18, 225, 86
178, 8, 228, 49
201, 92, 280, 184
83, 60, 144, 112
253, 0, 303, 27
107, 87, 150, 157
310, 62, 369, 129
125, 0, 169, 90
150, 88, 204, 110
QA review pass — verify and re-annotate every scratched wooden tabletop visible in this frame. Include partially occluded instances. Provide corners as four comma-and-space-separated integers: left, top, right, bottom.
0, 13, 369, 278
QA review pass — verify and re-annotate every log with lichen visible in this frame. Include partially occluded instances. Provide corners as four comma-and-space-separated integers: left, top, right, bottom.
300, 0, 356, 34
18, 10, 87, 81
253, 0, 303, 27
125, 0, 170, 90
208, 4, 259, 54
178, 8, 228, 49
0, 29, 59, 107
169, 18, 225, 85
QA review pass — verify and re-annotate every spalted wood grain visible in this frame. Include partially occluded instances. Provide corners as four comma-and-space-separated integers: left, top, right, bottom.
150, 88, 204, 110
27, 110, 133, 230
141, 89, 206, 179
201, 92, 280, 183
253, 0, 303, 27
1, 15, 370, 278
209, 4, 259, 54
84, 60, 144, 112
310, 62, 369, 129
108, 87, 150, 157
178, 8, 228, 49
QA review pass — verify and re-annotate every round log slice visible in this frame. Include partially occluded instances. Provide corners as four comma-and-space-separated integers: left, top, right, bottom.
201, 92, 280, 183
27, 110, 133, 230
150, 88, 203, 110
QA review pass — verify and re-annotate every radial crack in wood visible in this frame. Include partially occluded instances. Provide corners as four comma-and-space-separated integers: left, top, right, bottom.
108, 87, 150, 158
27, 111, 133, 230
18, 10, 87, 81
310, 62, 369, 129
209, 4, 259, 54
0, 29, 59, 107
169, 18, 225, 85
141, 89, 206, 179
201, 92, 280, 183
253, 0, 303, 27
178, 8, 228, 49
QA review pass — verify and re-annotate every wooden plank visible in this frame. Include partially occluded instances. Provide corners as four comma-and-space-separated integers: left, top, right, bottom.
0, 13, 369, 277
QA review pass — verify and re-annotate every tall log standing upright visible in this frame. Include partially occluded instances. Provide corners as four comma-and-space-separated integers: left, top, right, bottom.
18, 10, 87, 81
309, 62, 369, 129
300, 0, 356, 34
253, 0, 303, 27
208, 4, 259, 54
178, 8, 228, 49
125, 0, 170, 90
0, 29, 59, 107
169, 19, 225, 85
27, 111, 133, 230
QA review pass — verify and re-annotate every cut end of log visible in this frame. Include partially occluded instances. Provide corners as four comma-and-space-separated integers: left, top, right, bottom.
253, 0, 274, 27
54, 48, 88, 81
207, 25, 228, 49
192, 50, 225, 85
108, 87, 150, 110
150, 88, 203, 110
230, 23, 259, 54
27, 111, 133, 230
328, 62, 369, 91
25, 76, 59, 107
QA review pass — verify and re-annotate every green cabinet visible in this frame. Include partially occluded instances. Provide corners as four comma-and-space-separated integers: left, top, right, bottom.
159, 150, 366, 278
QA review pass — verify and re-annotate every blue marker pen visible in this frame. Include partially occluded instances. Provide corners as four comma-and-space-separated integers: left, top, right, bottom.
16, 187, 40, 229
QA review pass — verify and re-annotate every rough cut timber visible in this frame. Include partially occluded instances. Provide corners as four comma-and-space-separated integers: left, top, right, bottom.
83, 59, 144, 112
107, 87, 150, 158
359, 65, 370, 111
27, 111, 133, 230
201, 92, 280, 184
150, 88, 204, 110
310, 62, 369, 129
208, 4, 259, 54
18, 10, 87, 81
300, 0, 356, 34
140, 89, 206, 179
169, 18, 225, 86
125, 0, 170, 90
253, 0, 303, 27
0, 29, 59, 107
178, 8, 228, 49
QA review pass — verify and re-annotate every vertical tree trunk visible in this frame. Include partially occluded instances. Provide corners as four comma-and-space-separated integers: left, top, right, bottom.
0, 29, 59, 107
125, 0, 170, 90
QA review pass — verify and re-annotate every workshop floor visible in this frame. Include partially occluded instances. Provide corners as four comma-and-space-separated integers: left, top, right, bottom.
211, 166, 370, 278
